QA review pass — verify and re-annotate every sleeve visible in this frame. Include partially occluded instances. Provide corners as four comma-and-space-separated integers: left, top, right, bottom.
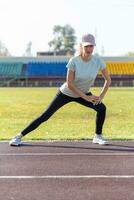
98, 57, 106, 70
66, 57, 76, 72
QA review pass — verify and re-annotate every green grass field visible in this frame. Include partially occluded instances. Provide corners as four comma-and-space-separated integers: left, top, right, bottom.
0, 87, 134, 141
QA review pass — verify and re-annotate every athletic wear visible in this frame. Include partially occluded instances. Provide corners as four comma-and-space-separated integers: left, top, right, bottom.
9, 136, 22, 146
92, 134, 109, 145
60, 55, 106, 97
9, 55, 108, 146
14, 91, 106, 137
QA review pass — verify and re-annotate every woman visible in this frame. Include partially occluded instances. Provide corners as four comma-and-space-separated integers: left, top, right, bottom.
9, 33, 111, 146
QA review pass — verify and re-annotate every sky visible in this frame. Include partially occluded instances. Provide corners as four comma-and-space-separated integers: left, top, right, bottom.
0, 0, 134, 56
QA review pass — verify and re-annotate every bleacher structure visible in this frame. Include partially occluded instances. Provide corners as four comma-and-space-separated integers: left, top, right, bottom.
0, 62, 25, 86
0, 56, 134, 87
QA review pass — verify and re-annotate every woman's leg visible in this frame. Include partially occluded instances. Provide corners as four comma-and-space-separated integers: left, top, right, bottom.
21, 91, 72, 136
74, 95, 107, 145
9, 91, 73, 146
74, 94, 106, 135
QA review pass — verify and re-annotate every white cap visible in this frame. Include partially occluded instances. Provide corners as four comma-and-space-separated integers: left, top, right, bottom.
82, 34, 96, 46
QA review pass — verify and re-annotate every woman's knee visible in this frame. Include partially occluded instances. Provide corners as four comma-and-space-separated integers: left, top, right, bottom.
97, 103, 106, 113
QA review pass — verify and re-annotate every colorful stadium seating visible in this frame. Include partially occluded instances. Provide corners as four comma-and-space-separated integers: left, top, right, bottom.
26, 62, 67, 77
0, 57, 134, 86
106, 62, 134, 75
0, 63, 23, 76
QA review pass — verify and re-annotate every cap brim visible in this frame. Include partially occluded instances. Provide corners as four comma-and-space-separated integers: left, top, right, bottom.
82, 42, 96, 46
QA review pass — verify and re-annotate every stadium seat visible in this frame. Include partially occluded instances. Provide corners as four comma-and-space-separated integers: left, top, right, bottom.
26, 62, 67, 77
0, 63, 23, 76
106, 62, 134, 75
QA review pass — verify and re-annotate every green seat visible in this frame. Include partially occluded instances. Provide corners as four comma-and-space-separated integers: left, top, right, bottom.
0, 63, 23, 76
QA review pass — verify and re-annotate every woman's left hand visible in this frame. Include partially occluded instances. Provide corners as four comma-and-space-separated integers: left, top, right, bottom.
93, 96, 103, 105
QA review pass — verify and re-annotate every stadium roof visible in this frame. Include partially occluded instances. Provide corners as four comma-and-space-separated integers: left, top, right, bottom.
0, 56, 134, 63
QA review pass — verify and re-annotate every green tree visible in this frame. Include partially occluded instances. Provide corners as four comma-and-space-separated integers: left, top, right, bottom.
48, 24, 76, 55
126, 52, 134, 56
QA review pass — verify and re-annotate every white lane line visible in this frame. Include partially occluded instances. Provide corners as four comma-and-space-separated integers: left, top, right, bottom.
0, 153, 134, 156
0, 175, 134, 179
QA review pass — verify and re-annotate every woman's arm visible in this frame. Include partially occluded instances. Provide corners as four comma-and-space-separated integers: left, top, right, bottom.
96, 68, 111, 104
66, 69, 99, 103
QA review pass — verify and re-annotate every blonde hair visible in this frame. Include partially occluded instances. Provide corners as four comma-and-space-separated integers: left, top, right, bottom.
75, 44, 83, 56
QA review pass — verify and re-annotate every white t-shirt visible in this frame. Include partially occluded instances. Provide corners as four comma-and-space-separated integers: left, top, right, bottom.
60, 55, 106, 98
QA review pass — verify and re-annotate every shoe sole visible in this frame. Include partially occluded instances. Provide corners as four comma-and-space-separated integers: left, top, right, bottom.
10, 144, 19, 146
92, 141, 109, 145
9, 142, 22, 146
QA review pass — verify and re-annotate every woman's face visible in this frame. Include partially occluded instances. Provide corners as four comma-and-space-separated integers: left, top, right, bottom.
83, 45, 94, 55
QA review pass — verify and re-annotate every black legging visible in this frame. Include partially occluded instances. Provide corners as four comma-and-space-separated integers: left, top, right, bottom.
21, 90, 106, 136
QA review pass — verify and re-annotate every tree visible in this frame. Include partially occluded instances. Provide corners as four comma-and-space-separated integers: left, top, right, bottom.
48, 24, 76, 55
24, 41, 32, 56
126, 52, 134, 56
0, 41, 11, 56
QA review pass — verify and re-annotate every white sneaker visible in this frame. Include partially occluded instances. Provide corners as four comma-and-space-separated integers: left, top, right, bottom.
92, 134, 109, 145
9, 136, 22, 146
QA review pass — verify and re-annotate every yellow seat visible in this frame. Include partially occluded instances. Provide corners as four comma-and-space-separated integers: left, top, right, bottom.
105, 62, 134, 75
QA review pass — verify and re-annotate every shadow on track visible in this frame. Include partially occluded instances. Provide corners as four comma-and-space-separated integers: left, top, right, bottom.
20, 142, 134, 152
